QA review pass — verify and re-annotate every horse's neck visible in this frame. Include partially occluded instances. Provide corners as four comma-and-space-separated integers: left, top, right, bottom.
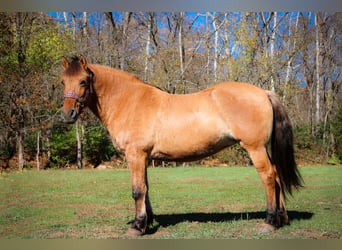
87, 64, 141, 125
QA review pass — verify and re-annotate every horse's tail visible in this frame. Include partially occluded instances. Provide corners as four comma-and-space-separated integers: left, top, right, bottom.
267, 91, 303, 199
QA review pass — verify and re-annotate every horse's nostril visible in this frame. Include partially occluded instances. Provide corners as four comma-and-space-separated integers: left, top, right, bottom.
69, 109, 78, 120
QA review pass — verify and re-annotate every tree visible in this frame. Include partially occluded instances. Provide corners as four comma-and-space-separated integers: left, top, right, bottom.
0, 12, 73, 170
10, 13, 36, 170
1, 12, 341, 169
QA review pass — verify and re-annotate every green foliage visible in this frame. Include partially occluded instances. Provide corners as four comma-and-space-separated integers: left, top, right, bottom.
84, 125, 118, 167
327, 153, 340, 165
294, 124, 314, 150
211, 144, 252, 166
0, 140, 15, 168
26, 25, 73, 72
48, 123, 118, 168
330, 101, 342, 162
49, 124, 77, 168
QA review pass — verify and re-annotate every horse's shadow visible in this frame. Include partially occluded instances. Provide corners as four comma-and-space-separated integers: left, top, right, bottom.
144, 210, 314, 235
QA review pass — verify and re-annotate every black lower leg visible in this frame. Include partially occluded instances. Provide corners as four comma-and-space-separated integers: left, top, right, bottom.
144, 169, 154, 225
277, 207, 288, 227
265, 209, 278, 227
265, 208, 288, 227
131, 188, 153, 233
131, 188, 146, 232
145, 193, 154, 225
131, 214, 147, 233
274, 180, 283, 227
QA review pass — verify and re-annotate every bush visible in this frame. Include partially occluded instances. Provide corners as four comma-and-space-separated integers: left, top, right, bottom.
48, 122, 118, 168
49, 124, 77, 168
84, 125, 118, 167
293, 124, 315, 150
330, 101, 342, 163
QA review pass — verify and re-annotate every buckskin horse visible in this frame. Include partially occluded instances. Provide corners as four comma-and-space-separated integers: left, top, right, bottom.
60, 55, 302, 236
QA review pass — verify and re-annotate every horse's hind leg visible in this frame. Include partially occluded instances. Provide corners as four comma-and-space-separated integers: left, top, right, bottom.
125, 148, 153, 236
242, 144, 287, 232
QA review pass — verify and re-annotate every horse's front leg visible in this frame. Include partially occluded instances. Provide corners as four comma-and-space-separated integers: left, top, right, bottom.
125, 148, 153, 236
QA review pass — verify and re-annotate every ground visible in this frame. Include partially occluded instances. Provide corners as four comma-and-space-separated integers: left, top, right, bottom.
0, 166, 341, 239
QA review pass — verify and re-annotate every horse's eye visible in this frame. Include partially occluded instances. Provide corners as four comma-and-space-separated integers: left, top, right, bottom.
80, 80, 86, 86
61, 81, 64, 86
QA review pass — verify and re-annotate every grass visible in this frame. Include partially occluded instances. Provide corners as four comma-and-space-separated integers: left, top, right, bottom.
0, 166, 341, 239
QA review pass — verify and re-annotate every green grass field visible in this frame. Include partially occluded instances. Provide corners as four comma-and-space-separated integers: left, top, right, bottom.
0, 166, 341, 239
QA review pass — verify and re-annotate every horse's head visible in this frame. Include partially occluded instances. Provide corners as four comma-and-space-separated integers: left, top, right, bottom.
61, 55, 94, 124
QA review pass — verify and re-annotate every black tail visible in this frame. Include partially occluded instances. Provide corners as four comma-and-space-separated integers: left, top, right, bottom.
267, 91, 303, 199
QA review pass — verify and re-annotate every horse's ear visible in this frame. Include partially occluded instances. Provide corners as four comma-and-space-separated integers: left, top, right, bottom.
79, 55, 88, 68
61, 57, 69, 69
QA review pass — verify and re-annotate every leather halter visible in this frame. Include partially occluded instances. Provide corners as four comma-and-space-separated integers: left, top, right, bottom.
63, 69, 94, 107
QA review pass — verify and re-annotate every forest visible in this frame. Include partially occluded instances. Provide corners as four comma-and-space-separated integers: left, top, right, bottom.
0, 12, 341, 170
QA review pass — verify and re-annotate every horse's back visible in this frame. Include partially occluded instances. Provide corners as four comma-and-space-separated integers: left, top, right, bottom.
149, 82, 273, 160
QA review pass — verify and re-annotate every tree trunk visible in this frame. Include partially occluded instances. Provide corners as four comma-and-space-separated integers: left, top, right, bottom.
17, 130, 24, 170
63, 12, 68, 23
82, 12, 88, 37
178, 12, 185, 92
284, 12, 299, 104
14, 13, 29, 171
36, 130, 40, 171
71, 12, 76, 40
144, 13, 152, 82
76, 120, 83, 169
270, 12, 277, 91
212, 13, 219, 83
205, 13, 211, 86
46, 129, 51, 168
315, 12, 322, 129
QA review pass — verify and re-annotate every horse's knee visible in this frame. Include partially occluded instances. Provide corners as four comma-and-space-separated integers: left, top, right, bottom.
132, 188, 143, 201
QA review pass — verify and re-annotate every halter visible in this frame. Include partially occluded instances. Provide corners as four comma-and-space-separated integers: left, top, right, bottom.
63, 69, 94, 107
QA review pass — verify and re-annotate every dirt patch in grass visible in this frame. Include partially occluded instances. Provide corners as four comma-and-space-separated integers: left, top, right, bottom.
43, 225, 121, 239
288, 229, 341, 239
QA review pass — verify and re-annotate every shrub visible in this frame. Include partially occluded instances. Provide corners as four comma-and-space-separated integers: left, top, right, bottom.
49, 124, 77, 168
84, 125, 118, 167
330, 101, 342, 163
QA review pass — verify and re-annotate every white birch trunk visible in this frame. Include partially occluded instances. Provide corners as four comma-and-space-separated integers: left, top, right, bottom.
63, 11, 68, 26
206, 13, 210, 84
315, 12, 321, 125
212, 13, 218, 82
178, 12, 185, 89
17, 131, 24, 171
270, 12, 277, 91
63, 12, 68, 23
71, 12, 76, 39
76, 120, 83, 169
284, 12, 300, 104
82, 12, 88, 37
36, 130, 40, 171
144, 15, 151, 82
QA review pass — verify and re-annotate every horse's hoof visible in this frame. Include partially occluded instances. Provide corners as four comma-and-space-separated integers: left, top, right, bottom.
125, 227, 144, 237
259, 222, 276, 233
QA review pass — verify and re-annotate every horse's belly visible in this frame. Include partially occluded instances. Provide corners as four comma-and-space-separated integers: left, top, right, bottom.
150, 132, 237, 162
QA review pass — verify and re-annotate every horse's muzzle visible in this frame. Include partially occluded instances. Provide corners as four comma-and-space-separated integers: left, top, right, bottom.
62, 109, 78, 124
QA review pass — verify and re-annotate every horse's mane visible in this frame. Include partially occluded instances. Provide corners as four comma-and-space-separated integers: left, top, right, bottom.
63, 56, 83, 76
66, 56, 164, 92
93, 61, 164, 92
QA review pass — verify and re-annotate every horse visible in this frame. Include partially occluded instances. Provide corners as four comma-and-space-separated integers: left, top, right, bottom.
60, 55, 302, 236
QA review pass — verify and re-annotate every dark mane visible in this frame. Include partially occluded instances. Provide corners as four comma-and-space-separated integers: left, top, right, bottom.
64, 56, 82, 76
